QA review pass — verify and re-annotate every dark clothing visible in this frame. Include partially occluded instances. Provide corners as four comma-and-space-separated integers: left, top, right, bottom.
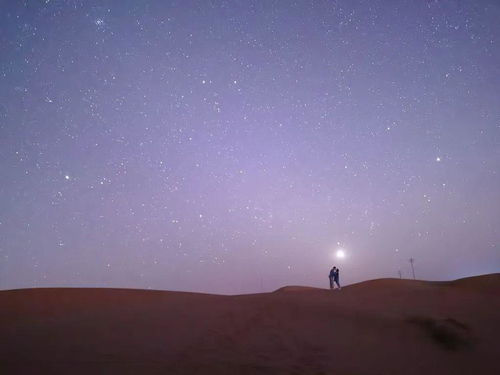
329, 268, 336, 289
334, 269, 340, 288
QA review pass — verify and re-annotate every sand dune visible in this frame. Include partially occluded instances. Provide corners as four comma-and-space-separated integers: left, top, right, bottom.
1, 274, 499, 374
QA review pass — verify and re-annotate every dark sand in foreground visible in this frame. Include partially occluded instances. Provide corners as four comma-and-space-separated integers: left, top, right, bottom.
1, 274, 499, 374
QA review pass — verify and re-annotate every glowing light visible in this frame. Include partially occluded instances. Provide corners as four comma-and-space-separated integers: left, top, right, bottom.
336, 249, 346, 259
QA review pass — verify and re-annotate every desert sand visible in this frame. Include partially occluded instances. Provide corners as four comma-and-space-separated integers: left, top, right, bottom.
1, 274, 499, 374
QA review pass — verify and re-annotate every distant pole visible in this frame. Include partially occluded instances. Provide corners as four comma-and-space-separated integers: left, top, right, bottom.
409, 258, 415, 280
398, 270, 402, 279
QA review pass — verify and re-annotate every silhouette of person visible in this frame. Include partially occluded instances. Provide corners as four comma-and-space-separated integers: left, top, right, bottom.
329, 266, 336, 289
334, 267, 341, 290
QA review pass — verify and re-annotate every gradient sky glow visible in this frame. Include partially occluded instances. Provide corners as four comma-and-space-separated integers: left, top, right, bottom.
1, 1, 499, 294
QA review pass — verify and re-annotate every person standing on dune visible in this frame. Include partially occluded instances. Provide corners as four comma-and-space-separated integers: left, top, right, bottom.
329, 266, 336, 289
334, 267, 341, 290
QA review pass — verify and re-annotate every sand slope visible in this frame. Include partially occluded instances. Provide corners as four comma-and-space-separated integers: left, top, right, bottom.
1, 274, 499, 374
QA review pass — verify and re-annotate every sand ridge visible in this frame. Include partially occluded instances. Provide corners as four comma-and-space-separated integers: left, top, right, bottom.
1, 274, 499, 374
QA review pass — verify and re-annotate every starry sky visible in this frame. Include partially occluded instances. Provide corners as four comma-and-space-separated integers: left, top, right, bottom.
1, 0, 499, 294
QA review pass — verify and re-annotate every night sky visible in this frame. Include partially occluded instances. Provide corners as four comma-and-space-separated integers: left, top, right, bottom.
1, 1, 499, 294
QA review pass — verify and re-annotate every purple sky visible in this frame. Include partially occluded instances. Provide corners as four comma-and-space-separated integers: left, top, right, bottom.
1, 1, 499, 294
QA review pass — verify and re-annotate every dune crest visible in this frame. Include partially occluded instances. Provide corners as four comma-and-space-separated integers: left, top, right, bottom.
1, 274, 499, 375
273, 285, 323, 292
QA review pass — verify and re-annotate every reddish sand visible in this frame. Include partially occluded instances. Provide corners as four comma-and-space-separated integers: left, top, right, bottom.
1, 274, 499, 374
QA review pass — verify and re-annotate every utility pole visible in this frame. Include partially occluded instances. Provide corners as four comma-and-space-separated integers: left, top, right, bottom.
409, 258, 415, 280
398, 270, 402, 279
